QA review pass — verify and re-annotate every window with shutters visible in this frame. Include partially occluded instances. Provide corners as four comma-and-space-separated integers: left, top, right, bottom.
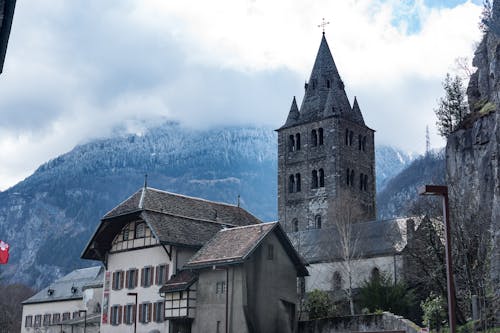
125, 304, 135, 325
141, 266, 154, 287
154, 301, 164, 323
139, 303, 152, 323
43, 314, 51, 326
110, 305, 122, 326
25, 315, 33, 327
62, 312, 70, 321
52, 313, 60, 324
72, 311, 79, 319
156, 264, 169, 285
34, 315, 41, 328
126, 268, 138, 289
112, 270, 124, 290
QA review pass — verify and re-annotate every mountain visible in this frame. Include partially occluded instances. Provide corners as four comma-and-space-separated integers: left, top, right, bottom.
375, 146, 414, 192
376, 151, 446, 219
0, 122, 412, 288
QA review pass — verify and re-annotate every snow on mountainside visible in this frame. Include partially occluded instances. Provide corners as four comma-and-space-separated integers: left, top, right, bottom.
375, 145, 415, 192
0, 122, 413, 288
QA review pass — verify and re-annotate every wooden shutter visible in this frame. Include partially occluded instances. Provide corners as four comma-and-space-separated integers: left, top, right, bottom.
133, 304, 137, 324
126, 270, 130, 288
141, 268, 145, 287
120, 271, 124, 289
134, 269, 138, 288
155, 265, 159, 285
138, 304, 143, 323
119, 305, 123, 324
150, 267, 154, 286
112, 272, 116, 290
147, 303, 152, 322
153, 302, 157, 322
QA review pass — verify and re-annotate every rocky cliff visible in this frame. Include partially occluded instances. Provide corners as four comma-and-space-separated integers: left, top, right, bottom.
446, 0, 500, 298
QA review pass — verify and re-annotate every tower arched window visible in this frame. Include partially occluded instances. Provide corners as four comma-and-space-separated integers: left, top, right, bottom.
315, 215, 322, 229
319, 169, 325, 187
311, 170, 318, 188
362, 136, 367, 151
289, 175, 295, 193
289, 135, 295, 152
364, 174, 368, 191
292, 219, 299, 232
311, 130, 318, 147
333, 271, 342, 291
345, 129, 349, 145
346, 168, 350, 185
358, 134, 362, 150
350, 170, 355, 187
318, 128, 324, 145
295, 173, 301, 192
326, 79, 331, 88
349, 131, 354, 146
296, 133, 301, 150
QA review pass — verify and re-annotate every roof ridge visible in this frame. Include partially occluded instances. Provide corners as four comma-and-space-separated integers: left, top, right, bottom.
219, 221, 273, 232
142, 209, 240, 227
146, 187, 241, 209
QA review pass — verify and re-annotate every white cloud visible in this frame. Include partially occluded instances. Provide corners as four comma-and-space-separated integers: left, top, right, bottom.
0, 0, 483, 190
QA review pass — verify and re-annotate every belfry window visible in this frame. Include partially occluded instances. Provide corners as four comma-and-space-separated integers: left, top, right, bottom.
358, 134, 362, 150
296, 173, 301, 192
315, 215, 322, 229
318, 128, 324, 145
311, 130, 318, 147
289, 135, 295, 152
319, 169, 325, 187
292, 219, 299, 232
289, 175, 295, 193
350, 170, 355, 187
345, 129, 349, 145
296, 133, 301, 150
326, 79, 331, 88
364, 174, 368, 191
312, 170, 319, 188
349, 131, 354, 146
346, 168, 350, 185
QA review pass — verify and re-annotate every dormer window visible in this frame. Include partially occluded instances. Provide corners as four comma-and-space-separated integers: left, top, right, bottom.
71, 286, 77, 294
47, 288, 54, 296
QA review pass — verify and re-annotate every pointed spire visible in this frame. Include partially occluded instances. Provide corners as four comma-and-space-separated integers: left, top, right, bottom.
298, 34, 352, 122
350, 96, 365, 125
283, 96, 300, 127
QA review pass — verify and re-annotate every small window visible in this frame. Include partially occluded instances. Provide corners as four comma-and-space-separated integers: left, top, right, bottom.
134, 222, 145, 238
216, 281, 226, 294
62, 312, 70, 321
326, 79, 331, 88
360, 173, 364, 190
298, 277, 306, 297
346, 168, 350, 185
295, 173, 301, 192
292, 219, 299, 232
345, 129, 349, 145
267, 244, 274, 260
125, 304, 135, 325
289, 175, 295, 193
25, 315, 33, 328
154, 301, 164, 323
362, 136, 367, 151
34, 315, 41, 328
350, 170, 355, 187
319, 169, 325, 187
141, 266, 154, 287
289, 135, 295, 152
349, 131, 354, 146
312, 170, 318, 188
123, 225, 130, 240
156, 264, 169, 285
333, 271, 342, 290
52, 313, 61, 324
315, 215, 322, 229
311, 130, 318, 147
318, 128, 324, 145
296, 133, 301, 150
43, 314, 51, 326
364, 175, 368, 191
217, 321, 221, 333
112, 271, 124, 290
312, 79, 317, 89
139, 303, 152, 323
111, 305, 122, 325
358, 134, 362, 150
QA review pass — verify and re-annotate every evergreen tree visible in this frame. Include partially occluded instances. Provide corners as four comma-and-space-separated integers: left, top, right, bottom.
434, 74, 469, 138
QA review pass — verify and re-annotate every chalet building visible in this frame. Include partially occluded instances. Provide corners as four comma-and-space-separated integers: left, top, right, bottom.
277, 32, 420, 304
81, 186, 307, 333
21, 266, 103, 333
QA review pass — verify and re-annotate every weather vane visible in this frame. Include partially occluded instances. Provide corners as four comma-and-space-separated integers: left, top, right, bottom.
318, 18, 330, 34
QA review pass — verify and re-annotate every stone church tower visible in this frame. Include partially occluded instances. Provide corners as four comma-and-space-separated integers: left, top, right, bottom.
277, 34, 376, 233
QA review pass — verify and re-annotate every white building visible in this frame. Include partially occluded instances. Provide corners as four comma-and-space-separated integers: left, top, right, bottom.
21, 266, 103, 333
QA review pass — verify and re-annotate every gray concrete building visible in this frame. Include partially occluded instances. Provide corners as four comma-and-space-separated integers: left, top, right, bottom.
277, 33, 376, 234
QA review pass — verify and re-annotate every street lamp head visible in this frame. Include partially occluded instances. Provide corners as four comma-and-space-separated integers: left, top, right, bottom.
127, 292, 138, 296
418, 184, 448, 196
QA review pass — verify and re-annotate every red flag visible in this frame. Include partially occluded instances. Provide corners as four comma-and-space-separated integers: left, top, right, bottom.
0, 240, 9, 264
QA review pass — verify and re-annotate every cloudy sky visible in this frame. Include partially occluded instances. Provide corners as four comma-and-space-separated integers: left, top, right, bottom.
0, 0, 483, 190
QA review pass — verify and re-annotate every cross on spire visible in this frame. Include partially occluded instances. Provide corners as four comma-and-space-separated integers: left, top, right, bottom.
318, 18, 330, 34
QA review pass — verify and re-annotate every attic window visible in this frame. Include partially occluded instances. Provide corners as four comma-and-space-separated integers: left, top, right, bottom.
123, 225, 130, 241
71, 286, 78, 294
135, 222, 145, 238
47, 289, 54, 296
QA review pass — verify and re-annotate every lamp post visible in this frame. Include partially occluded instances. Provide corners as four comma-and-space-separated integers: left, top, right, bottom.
127, 292, 138, 333
78, 310, 87, 333
418, 185, 457, 333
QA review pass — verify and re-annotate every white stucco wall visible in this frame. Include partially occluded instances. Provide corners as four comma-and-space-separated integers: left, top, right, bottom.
305, 254, 403, 292
21, 299, 83, 333
102, 245, 172, 333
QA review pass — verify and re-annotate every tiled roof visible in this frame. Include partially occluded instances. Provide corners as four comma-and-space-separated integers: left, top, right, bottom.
0, 0, 16, 74
22, 266, 103, 305
103, 187, 261, 226
186, 222, 308, 276
159, 270, 198, 293
288, 218, 413, 263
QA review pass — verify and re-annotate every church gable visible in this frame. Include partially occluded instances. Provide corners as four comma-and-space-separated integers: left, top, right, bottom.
110, 219, 159, 252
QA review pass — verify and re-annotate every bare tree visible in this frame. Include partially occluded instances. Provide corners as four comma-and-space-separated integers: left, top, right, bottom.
0, 283, 35, 333
327, 189, 364, 315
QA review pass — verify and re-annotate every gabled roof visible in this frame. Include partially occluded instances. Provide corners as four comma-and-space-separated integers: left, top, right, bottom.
82, 187, 262, 261
288, 218, 415, 264
22, 266, 103, 305
185, 222, 308, 276
159, 270, 198, 293
0, 0, 16, 74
